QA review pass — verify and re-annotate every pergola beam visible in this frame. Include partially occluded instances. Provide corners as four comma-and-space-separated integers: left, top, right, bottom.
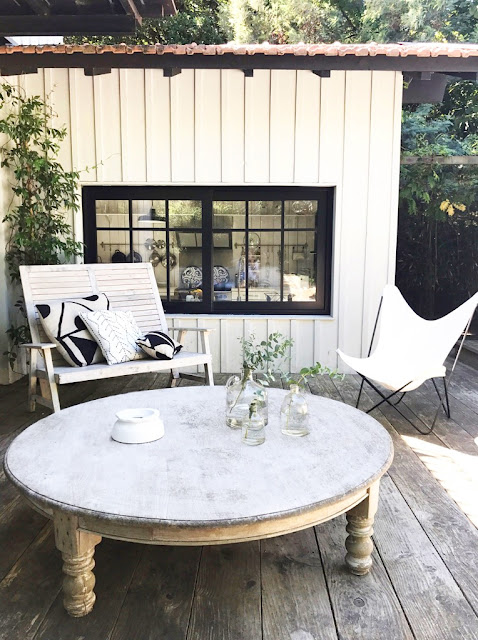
0, 15, 137, 36
117, 0, 143, 25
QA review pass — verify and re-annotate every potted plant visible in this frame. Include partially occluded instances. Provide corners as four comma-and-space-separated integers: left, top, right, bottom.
225, 332, 293, 429
280, 364, 344, 436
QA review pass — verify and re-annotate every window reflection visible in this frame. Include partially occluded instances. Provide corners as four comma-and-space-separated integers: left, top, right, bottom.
283, 230, 317, 302
95, 200, 128, 228
169, 200, 202, 228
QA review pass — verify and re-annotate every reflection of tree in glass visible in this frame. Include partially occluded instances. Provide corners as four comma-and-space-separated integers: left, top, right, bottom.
169, 200, 202, 227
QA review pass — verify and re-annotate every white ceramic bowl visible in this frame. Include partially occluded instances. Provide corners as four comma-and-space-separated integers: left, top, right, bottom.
112, 408, 164, 444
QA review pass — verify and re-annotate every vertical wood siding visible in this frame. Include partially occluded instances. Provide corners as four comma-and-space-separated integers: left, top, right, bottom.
0, 68, 402, 377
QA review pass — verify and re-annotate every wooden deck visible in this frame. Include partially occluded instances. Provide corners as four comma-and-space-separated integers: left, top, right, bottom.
1, 365, 478, 640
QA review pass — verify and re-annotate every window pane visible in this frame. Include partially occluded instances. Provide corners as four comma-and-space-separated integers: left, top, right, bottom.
213, 201, 245, 229
283, 230, 317, 302
170, 231, 203, 302
213, 232, 243, 302
132, 200, 166, 227
249, 201, 281, 230
169, 200, 202, 228
95, 200, 128, 228
132, 230, 167, 299
247, 231, 282, 301
97, 229, 130, 264
284, 200, 317, 229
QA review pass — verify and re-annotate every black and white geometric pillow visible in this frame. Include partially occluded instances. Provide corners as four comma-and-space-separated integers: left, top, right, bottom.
80, 310, 147, 365
36, 294, 110, 367
137, 331, 183, 361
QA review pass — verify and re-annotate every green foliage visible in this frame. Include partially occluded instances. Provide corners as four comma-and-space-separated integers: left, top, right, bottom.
0, 83, 83, 366
240, 332, 293, 380
398, 100, 478, 319
283, 363, 344, 389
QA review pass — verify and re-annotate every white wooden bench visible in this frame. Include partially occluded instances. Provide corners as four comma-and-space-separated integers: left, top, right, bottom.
20, 263, 214, 413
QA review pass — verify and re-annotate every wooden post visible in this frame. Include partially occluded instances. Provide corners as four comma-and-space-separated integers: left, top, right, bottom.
54, 513, 102, 617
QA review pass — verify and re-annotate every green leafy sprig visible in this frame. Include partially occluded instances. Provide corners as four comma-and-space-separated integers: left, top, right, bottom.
283, 362, 344, 390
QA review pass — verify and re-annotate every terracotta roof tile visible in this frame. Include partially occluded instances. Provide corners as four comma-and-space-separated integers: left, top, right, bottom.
2, 42, 478, 59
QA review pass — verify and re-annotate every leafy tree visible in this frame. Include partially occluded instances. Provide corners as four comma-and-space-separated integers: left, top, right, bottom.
0, 84, 83, 367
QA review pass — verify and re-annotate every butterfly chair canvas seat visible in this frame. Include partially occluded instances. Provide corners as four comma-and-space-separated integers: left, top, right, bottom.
337, 285, 478, 433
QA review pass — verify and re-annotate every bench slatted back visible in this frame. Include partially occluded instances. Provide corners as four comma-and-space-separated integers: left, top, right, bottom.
20, 263, 169, 365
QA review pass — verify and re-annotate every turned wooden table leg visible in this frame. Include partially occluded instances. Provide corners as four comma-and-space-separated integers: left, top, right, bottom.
54, 513, 102, 617
345, 481, 380, 576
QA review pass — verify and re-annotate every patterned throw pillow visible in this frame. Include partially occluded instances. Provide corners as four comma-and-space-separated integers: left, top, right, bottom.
80, 310, 147, 365
137, 331, 183, 361
36, 294, 109, 367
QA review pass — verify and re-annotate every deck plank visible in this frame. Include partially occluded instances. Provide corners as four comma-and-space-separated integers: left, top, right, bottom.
0, 496, 47, 581
375, 476, 478, 640
187, 543, 262, 640
333, 375, 478, 617
316, 516, 414, 640
0, 525, 61, 640
261, 528, 337, 640
111, 545, 201, 640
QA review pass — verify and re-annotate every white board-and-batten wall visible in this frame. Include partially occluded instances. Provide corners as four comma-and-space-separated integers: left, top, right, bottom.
0, 67, 402, 382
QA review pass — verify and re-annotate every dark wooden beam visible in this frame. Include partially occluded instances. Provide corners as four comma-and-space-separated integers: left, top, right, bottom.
138, 0, 177, 16
1, 67, 38, 76
445, 71, 478, 82
312, 70, 331, 78
2, 52, 478, 74
84, 68, 112, 77
24, 0, 49, 15
242, 69, 253, 77
0, 15, 137, 36
117, 0, 143, 25
163, 68, 181, 77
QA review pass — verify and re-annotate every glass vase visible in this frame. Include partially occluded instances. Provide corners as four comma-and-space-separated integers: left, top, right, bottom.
225, 368, 268, 429
242, 401, 266, 446
280, 384, 309, 436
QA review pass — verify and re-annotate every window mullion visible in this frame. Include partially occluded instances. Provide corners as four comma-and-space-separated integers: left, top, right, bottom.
203, 197, 213, 312
245, 201, 249, 302
165, 200, 170, 302
280, 201, 284, 303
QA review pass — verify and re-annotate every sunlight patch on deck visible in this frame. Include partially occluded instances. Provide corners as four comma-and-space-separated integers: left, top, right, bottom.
402, 435, 478, 527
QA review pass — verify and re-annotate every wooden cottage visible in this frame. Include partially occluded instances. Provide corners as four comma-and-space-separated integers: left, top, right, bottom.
1, 42, 477, 383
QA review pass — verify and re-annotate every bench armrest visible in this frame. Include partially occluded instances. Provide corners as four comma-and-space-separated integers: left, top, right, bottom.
169, 327, 213, 334
21, 342, 56, 350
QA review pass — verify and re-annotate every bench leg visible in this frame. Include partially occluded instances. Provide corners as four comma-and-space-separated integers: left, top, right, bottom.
28, 349, 39, 412
43, 349, 61, 413
169, 370, 180, 388
345, 481, 380, 575
204, 360, 214, 386
200, 331, 214, 386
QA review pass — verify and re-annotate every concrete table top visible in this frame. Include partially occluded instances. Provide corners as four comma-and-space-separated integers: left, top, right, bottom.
5, 387, 393, 529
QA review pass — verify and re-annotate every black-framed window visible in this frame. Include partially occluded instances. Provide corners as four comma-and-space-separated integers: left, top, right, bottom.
83, 186, 333, 315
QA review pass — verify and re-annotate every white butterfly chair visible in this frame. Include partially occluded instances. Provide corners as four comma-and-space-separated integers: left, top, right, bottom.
337, 285, 478, 435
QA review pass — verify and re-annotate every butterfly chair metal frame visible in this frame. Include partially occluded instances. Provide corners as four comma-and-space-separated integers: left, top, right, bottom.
355, 296, 475, 436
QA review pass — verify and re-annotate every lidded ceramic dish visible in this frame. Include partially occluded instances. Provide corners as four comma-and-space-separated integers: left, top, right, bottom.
112, 408, 164, 444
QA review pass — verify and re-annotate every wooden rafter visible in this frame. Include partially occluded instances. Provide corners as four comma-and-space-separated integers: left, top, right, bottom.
117, 0, 142, 25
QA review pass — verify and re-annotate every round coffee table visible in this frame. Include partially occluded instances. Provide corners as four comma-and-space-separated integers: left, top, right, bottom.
4, 387, 393, 617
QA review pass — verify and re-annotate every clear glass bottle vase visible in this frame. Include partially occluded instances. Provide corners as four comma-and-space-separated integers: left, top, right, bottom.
242, 401, 266, 446
225, 368, 268, 429
280, 384, 310, 436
